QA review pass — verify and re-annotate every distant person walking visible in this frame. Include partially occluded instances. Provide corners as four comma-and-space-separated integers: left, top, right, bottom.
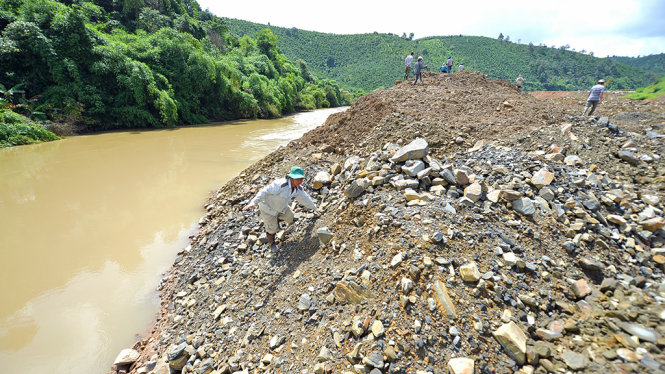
447, 56, 453, 73
413, 56, 428, 85
582, 79, 606, 116
458, 63, 464, 71
404, 52, 414, 81
516, 75, 525, 91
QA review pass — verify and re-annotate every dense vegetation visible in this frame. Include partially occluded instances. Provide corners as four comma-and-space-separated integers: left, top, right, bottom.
625, 76, 665, 100
0, 0, 351, 147
611, 53, 665, 75
225, 18, 661, 93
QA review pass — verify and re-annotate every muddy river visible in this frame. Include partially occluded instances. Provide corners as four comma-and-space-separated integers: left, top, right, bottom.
0, 107, 346, 374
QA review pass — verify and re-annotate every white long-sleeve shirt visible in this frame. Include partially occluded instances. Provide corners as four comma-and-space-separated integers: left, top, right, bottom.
249, 178, 318, 216
405, 55, 413, 67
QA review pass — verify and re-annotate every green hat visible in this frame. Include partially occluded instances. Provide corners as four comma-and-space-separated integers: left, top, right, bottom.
287, 166, 306, 180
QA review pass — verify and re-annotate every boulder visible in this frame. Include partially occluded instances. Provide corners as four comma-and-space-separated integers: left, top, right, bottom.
390, 138, 429, 162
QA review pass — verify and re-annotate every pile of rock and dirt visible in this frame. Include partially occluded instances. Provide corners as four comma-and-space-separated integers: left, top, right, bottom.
112, 71, 665, 374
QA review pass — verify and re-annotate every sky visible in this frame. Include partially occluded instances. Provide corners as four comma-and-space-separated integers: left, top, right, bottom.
196, 0, 665, 58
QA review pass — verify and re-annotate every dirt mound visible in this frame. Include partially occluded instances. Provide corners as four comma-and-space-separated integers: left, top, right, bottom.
117, 72, 665, 374
300, 71, 575, 158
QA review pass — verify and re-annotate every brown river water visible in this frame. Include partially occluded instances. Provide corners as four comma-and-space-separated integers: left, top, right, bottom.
0, 107, 346, 374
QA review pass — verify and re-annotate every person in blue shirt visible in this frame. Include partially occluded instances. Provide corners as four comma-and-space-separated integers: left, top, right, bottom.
582, 79, 606, 116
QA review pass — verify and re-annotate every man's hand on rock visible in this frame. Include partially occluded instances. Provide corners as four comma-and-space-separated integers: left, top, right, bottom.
242, 204, 254, 211
316, 209, 323, 215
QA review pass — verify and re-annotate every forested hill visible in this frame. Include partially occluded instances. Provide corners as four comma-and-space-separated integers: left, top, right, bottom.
611, 53, 665, 75
0, 0, 351, 136
224, 18, 661, 93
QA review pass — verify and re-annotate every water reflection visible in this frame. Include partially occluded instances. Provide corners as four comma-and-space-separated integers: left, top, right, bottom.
0, 107, 346, 373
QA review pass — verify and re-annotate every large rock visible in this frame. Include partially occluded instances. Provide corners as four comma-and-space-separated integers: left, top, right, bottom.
312, 171, 332, 190
453, 169, 470, 186
459, 262, 481, 282
167, 342, 191, 371
317, 227, 333, 244
493, 321, 527, 364
464, 183, 483, 202
512, 198, 536, 216
531, 168, 555, 189
402, 160, 426, 177
639, 216, 665, 232
344, 178, 370, 198
390, 138, 429, 162
113, 348, 140, 366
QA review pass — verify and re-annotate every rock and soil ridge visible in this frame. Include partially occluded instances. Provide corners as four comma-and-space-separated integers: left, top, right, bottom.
112, 71, 665, 374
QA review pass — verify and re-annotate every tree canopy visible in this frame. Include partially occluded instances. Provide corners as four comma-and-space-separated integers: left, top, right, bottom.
0, 0, 352, 137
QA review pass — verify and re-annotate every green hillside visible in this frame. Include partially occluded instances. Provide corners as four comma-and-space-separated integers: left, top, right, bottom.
611, 53, 665, 75
225, 18, 660, 93
625, 76, 665, 100
0, 0, 351, 144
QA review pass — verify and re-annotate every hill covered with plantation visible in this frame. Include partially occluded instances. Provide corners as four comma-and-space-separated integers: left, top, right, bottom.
224, 18, 662, 93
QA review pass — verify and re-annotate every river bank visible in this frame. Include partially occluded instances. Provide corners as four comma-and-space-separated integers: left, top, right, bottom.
0, 108, 347, 374
117, 71, 665, 373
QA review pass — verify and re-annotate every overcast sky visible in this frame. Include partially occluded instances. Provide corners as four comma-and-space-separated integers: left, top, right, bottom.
196, 0, 665, 58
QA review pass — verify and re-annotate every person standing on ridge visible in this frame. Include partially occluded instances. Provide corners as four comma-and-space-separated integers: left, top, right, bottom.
404, 51, 414, 81
413, 56, 428, 85
516, 75, 525, 91
582, 79, 606, 116
243, 166, 322, 252
447, 56, 453, 73
458, 63, 464, 72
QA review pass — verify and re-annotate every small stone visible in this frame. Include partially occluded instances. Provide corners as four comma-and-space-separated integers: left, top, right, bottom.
362, 352, 385, 368
571, 279, 592, 299
432, 280, 457, 320
371, 320, 385, 337
561, 350, 589, 370
317, 227, 333, 245
616, 348, 641, 362
447, 357, 474, 374
617, 150, 640, 166
503, 252, 517, 266
459, 262, 481, 282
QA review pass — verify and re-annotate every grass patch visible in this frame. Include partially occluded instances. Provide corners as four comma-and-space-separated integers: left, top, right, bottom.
1, 109, 60, 148
626, 76, 665, 100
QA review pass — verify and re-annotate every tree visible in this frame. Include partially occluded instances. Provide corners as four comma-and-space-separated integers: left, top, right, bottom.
498, 33, 504, 41
505, 35, 510, 42
408, 32, 414, 41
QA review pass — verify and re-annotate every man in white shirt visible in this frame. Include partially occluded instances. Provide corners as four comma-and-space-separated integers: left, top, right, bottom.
516, 75, 524, 91
582, 79, 606, 116
404, 52, 414, 81
243, 166, 321, 251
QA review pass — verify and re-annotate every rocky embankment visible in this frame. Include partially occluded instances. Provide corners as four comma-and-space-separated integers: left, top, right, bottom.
111, 71, 665, 374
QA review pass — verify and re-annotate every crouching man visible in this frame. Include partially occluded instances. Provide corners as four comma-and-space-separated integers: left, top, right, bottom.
242, 166, 322, 251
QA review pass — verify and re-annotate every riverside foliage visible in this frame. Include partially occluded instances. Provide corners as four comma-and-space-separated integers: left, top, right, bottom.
224, 18, 662, 93
0, 0, 352, 136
